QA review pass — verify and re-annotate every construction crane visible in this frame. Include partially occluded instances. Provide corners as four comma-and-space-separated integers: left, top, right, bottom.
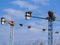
25, 10, 56, 45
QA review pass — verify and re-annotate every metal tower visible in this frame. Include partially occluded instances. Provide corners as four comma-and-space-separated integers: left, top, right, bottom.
48, 19, 53, 45
48, 11, 55, 45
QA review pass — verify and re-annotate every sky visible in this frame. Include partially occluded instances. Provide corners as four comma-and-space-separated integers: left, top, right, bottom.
0, 0, 60, 45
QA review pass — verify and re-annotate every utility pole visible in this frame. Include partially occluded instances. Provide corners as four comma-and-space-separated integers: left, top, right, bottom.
8, 21, 14, 45
1, 17, 14, 45
10, 26, 14, 45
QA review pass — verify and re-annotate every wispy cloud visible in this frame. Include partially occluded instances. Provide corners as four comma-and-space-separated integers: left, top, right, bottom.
1, 15, 13, 21
11, 1, 39, 10
31, 0, 50, 5
3, 8, 25, 19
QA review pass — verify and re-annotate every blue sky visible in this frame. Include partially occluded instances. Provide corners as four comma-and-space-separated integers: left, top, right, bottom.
0, 0, 60, 45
